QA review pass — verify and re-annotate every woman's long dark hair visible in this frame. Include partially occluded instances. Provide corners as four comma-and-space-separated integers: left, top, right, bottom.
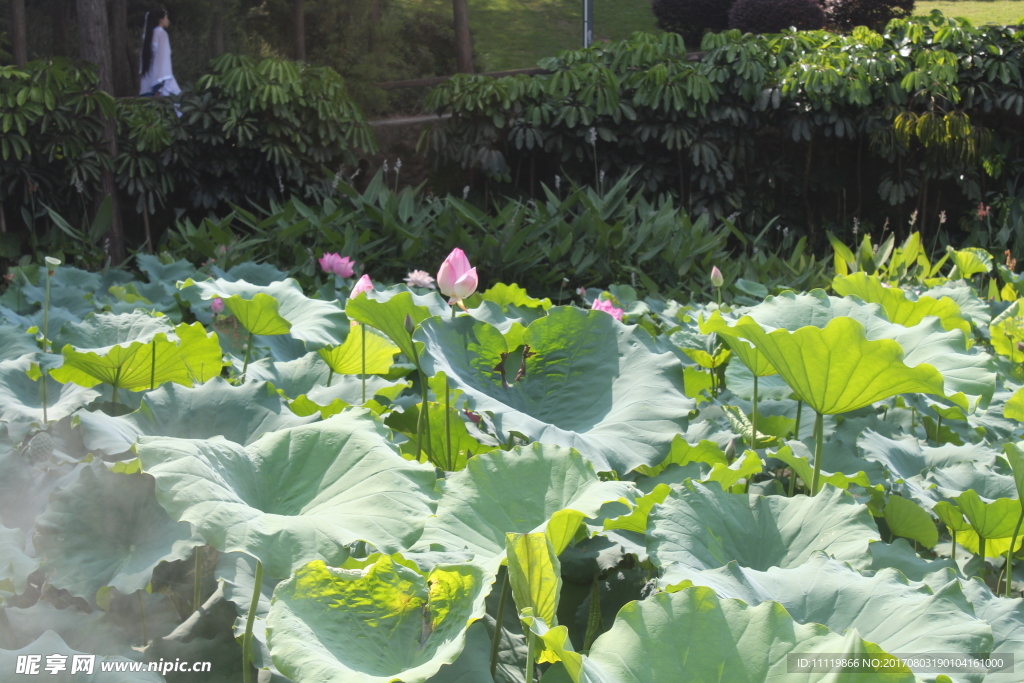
140, 9, 167, 77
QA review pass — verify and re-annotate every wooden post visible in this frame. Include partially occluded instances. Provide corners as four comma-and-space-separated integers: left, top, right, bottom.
292, 0, 306, 61
11, 0, 28, 66
452, 0, 473, 73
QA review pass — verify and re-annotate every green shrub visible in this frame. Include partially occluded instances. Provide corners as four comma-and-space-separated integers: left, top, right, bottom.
651, 0, 736, 48
728, 0, 826, 33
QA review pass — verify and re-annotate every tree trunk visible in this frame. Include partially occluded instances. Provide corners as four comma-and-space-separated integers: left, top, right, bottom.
108, 0, 133, 96
211, 0, 225, 56
52, 0, 71, 57
292, 0, 305, 61
76, 0, 125, 262
11, 0, 28, 65
452, 0, 473, 73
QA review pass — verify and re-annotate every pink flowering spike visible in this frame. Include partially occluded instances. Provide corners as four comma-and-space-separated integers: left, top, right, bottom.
710, 266, 724, 288
211, 297, 225, 314
437, 248, 473, 298
350, 274, 374, 299
592, 298, 624, 321
452, 267, 478, 300
336, 256, 356, 278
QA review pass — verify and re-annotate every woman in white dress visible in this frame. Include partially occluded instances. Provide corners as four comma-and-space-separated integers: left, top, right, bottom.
139, 9, 182, 97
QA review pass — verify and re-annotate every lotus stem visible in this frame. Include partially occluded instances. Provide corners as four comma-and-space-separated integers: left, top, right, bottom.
794, 400, 802, 440
935, 415, 942, 443
811, 412, 824, 495
41, 264, 54, 423
193, 547, 203, 614
137, 591, 148, 646
1006, 509, 1024, 597
979, 537, 987, 580
445, 380, 453, 471
326, 369, 333, 388
583, 575, 602, 651
751, 374, 758, 448
489, 569, 510, 678
361, 323, 367, 404
242, 331, 254, 381
150, 339, 157, 391
242, 558, 263, 683
952, 530, 956, 564
112, 385, 119, 409
524, 631, 536, 683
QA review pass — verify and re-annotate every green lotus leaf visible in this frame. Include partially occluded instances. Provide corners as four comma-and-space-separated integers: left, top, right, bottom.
506, 533, 561, 663
958, 576, 1024, 682
76, 378, 317, 455
0, 630, 164, 682
267, 556, 492, 683
0, 525, 38, 594
648, 481, 879, 581
1004, 389, 1024, 422
1004, 443, 1024, 501
858, 429, 999, 489
416, 443, 635, 559
703, 291, 994, 412
137, 410, 439, 578
416, 308, 693, 473
0, 357, 101, 444
0, 441, 81, 533
385, 400, 497, 470
832, 272, 972, 338
50, 314, 224, 391
955, 490, 1022, 540
0, 600, 150, 658
481, 283, 552, 310
934, 501, 971, 533
289, 375, 409, 418
554, 586, 914, 683
949, 247, 992, 279
636, 437, 726, 477
245, 351, 331, 398
724, 360, 792, 401
346, 286, 449, 364
318, 325, 399, 375
883, 495, 939, 548
215, 552, 281, 670
772, 444, 872, 491
0, 325, 40, 363
34, 462, 202, 600
664, 553, 991, 681
180, 277, 348, 348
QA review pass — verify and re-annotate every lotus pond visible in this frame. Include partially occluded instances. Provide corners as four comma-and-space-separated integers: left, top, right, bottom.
4, 235, 1024, 682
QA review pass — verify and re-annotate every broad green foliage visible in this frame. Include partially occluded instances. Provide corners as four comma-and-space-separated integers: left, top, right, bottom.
34, 463, 202, 600
7, 245, 1024, 680
416, 307, 693, 472
267, 556, 492, 683
137, 410, 439, 578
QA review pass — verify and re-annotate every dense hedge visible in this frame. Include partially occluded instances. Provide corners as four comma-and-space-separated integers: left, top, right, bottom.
421, 15, 1024, 251
0, 55, 375, 263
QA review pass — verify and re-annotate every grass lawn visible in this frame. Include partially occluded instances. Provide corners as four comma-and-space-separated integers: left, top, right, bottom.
915, 1, 1024, 25
448, 0, 1024, 72
429, 0, 658, 71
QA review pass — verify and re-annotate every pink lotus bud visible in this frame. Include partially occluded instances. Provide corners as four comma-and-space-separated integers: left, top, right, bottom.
465, 410, 482, 425
710, 266, 724, 288
211, 297, 225, 314
350, 274, 374, 299
437, 248, 478, 304
318, 252, 357, 278
591, 298, 624, 321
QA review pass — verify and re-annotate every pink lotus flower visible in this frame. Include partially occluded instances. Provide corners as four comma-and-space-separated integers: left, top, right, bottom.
464, 410, 482, 425
350, 274, 374, 299
404, 270, 436, 289
437, 248, 478, 305
319, 253, 356, 278
211, 297, 225, 314
592, 298, 624, 321
710, 265, 724, 288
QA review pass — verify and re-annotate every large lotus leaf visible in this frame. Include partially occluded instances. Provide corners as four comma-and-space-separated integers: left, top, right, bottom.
858, 430, 998, 484
0, 525, 38, 594
883, 494, 939, 548
636, 436, 727, 477
771, 444, 873, 492
245, 351, 330, 397
0, 630, 164, 682
926, 462, 1017, 501
291, 376, 409, 419
417, 307, 693, 473
949, 247, 992, 279
0, 356, 101, 444
76, 378, 317, 455
832, 273, 972, 338
50, 314, 223, 390
604, 463, 708, 535
34, 463, 202, 600
267, 556, 492, 683
137, 410, 439, 579
648, 481, 879, 580
0, 304, 79, 342
416, 443, 635, 559
385, 400, 497, 470
346, 285, 450, 363
558, 586, 914, 683
0, 443, 82, 533
664, 553, 991, 682
957, 577, 1024, 682
703, 291, 994, 412
924, 284, 990, 328
0, 325, 40, 362
0, 601, 141, 658
724, 361, 792, 401
180, 277, 348, 348
318, 324, 399, 375
215, 552, 281, 670
955, 490, 1022, 540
